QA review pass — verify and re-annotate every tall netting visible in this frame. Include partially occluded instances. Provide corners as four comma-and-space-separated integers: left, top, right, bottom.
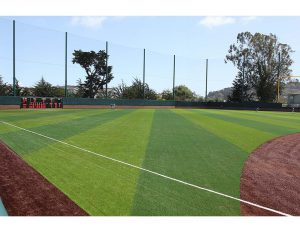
176, 55, 206, 98
207, 58, 236, 101
1, 18, 239, 101
146, 50, 173, 94
14, 21, 65, 88
0, 18, 13, 85
109, 42, 143, 88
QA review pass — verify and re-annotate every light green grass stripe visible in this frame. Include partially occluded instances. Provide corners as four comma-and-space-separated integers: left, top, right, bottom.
226, 110, 300, 128
64, 109, 155, 166
173, 109, 275, 153
193, 109, 300, 136
242, 110, 300, 120
0, 109, 113, 134
24, 143, 142, 215
0, 110, 133, 155
22, 109, 154, 215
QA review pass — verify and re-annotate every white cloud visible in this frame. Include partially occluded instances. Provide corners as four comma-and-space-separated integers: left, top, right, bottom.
70, 16, 107, 29
241, 16, 258, 23
199, 16, 258, 28
199, 16, 236, 28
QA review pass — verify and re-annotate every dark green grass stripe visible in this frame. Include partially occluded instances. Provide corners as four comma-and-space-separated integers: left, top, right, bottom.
193, 110, 299, 136
131, 172, 240, 216
0, 109, 134, 156
131, 110, 246, 215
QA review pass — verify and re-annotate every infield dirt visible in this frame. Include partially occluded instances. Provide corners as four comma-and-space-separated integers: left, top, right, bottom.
0, 141, 88, 216
240, 133, 300, 216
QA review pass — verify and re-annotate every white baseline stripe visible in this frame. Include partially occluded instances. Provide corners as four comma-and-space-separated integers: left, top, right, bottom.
0, 120, 291, 216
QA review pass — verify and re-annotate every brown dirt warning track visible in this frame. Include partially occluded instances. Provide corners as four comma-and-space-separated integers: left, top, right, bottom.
240, 133, 300, 216
0, 141, 88, 216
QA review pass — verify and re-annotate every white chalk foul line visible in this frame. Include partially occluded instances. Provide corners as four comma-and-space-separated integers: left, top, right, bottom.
0, 120, 291, 216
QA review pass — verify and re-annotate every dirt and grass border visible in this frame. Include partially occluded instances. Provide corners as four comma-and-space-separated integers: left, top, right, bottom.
240, 133, 300, 216
0, 141, 88, 216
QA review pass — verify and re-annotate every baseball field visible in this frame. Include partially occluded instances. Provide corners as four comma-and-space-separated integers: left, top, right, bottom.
0, 109, 299, 216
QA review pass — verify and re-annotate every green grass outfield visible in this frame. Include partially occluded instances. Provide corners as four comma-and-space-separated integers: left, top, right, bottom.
0, 109, 299, 215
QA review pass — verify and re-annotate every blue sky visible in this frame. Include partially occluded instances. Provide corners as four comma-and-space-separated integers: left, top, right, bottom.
0, 16, 299, 96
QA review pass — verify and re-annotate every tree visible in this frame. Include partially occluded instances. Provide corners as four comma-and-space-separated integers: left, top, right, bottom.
75, 79, 85, 97
0, 75, 8, 96
227, 72, 255, 102
110, 80, 128, 99
33, 77, 54, 97
161, 89, 173, 100
19, 87, 33, 96
122, 78, 157, 100
226, 32, 294, 102
51, 87, 65, 97
174, 85, 194, 101
72, 50, 114, 98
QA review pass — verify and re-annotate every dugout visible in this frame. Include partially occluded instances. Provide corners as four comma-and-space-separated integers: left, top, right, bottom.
21, 97, 63, 109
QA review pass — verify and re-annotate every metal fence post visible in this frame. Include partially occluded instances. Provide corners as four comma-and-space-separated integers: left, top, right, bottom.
173, 55, 176, 100
205, 59, 208, 102
143, 48, 146, 99
277, 52, 281, 103
13, 20, 16, 96
65, 32, 68, 97
242, 55, 245, 103
106, 41, 108, 98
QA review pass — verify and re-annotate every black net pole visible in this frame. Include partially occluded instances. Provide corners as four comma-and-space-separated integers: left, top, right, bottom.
106, 41, 108, 99
13, 20, 16, 96
65, 32, 68, 97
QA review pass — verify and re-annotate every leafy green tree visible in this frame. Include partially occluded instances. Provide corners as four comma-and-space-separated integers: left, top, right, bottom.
7, 79, 22, 96
161, 89, 173, 100
33, 77, 54, 97
74, 79, 85, 97
72, 50, 114, 98
226, 32, 294, 102
174, 85, 194, 101
52, 87, 65, 97
19, 87, 33, 96
110, 80, 128, 99
0, 75, 9, 96
122, 78, 157, 100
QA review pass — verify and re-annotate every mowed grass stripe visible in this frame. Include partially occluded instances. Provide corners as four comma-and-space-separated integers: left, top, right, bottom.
23, 142, 143, 215
0, 109, 114, 134
0, 109, 133, 155
240, 110, 300, 121
131, 110, 247, 215
0, 109, 80, 122
226, 110, 300, 128
174, 109, 275, 153
194, 110, 300, 136
64, 109, 155, 166
5, 109, 155, 215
